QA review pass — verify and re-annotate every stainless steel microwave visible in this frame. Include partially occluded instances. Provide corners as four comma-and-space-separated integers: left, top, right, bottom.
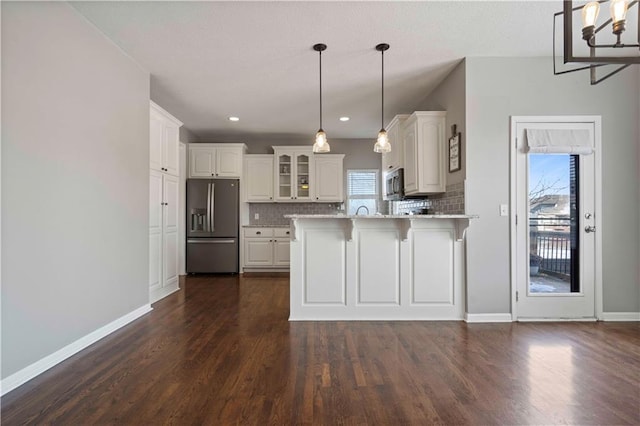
385, 168, 404, 200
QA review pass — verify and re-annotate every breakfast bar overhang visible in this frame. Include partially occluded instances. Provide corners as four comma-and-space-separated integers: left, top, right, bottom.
285, 214, 477, 321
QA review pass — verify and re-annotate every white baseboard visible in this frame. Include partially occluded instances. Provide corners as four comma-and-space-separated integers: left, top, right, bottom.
601, 312, 640, 321
464, 313, 513, 323
517, 317, 597, 322
0, 304, 152, 397
150, 282, 179, 304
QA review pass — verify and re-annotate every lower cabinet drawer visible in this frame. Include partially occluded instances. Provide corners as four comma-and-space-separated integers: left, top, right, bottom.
274, 228, 292, 238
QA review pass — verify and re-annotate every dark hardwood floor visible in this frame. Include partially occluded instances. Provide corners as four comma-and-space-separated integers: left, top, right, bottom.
2, 275, 639, 425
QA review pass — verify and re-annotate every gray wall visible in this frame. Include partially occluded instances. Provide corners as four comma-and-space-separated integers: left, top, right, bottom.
418, 59, 467, 186
179, 126, 198, 143
2, 2, 150, 378
461, 57, 639, 314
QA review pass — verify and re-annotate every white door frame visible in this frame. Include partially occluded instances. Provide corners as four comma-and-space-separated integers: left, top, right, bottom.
509, 116, 603, 321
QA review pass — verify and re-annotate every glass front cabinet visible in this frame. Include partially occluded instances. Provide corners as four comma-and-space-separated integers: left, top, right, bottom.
273, 147, 314, 202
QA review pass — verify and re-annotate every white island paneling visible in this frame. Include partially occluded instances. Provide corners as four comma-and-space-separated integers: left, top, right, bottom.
287, 215, 475, 320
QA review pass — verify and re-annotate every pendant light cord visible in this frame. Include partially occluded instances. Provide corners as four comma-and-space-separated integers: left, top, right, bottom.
319, 49, 323, 130
381, 48, 384, 129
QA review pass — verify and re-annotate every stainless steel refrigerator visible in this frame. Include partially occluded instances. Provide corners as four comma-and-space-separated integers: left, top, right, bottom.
186, 179, 239, 273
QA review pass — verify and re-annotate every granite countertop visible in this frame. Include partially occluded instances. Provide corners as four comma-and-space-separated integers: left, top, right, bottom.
284, 214, 478, 219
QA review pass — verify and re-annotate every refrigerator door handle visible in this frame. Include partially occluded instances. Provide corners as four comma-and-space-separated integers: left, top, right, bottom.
210, 182, 215, 232
187, 239, 235, 244
206, 183, 212, 233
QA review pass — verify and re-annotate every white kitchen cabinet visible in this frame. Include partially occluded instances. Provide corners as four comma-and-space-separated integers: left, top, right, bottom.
402, 111, 447, 195
243, 227, 290, 270
149, 170, 179, 303
381, 114, 410, 174
273, 238, 291, 266
188, 143, 246, 178
149, 101, 183, 304
273, 146, 314, 202
314, 154, 344, 202
244, 155, 274, 202
150, 101, 182, 177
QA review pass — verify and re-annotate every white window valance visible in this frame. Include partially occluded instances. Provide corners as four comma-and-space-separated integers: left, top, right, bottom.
526, 129, 594, 155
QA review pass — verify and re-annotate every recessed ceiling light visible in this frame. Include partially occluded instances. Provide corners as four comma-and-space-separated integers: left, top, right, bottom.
228, 116, 240, 122
339, 117, 350, 122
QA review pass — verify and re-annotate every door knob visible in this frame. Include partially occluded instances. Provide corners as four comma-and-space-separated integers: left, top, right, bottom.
585, 226, 596, 233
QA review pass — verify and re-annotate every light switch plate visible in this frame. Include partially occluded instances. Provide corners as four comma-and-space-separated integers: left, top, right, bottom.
254, 213, 259, 220
500, 204, 508, 216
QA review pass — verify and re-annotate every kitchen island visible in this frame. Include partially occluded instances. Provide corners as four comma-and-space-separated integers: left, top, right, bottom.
285, 214, 476, 320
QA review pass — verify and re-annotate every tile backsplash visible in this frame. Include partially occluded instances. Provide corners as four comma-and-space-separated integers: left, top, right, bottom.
249, 203, 341, 225
249, 182, 464, 224
390, 182, 465, 215
428, 182, 465, 214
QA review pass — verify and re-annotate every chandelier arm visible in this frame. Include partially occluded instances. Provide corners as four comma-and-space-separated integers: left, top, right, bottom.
554, 63, 610, 76
591, 63, 633, 84
586, 40, 640, 48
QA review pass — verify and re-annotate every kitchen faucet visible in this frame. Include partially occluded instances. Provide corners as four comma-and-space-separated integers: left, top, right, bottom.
355, 205, 370, 215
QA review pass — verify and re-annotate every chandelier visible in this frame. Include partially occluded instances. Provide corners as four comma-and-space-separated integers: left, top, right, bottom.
554, 0, 639, 84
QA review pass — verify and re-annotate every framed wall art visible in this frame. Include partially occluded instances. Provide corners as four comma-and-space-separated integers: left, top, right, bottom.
448, 132, 461, 173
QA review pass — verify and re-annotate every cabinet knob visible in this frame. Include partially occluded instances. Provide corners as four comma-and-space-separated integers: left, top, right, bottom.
286, 231, 290, 235
256, 231, 261, 235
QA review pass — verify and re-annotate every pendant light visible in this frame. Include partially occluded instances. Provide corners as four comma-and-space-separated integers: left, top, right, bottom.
312, 43, 330, 153
373, 43, 391, 154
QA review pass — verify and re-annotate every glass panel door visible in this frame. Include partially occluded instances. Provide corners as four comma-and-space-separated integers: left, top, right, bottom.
296, 154, 310, 200
515, 119, 597, 319
278, 154, 291, 199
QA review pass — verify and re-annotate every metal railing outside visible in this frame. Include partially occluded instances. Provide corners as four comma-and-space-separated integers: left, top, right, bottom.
529, 217, 572, 277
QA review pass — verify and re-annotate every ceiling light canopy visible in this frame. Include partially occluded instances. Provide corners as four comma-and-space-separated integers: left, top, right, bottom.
554, 0, 639, 85
312, 43, 330, 153
373, 43, 391, 154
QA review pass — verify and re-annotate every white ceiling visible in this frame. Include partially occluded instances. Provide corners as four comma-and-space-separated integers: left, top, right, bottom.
71, 1, 561, 141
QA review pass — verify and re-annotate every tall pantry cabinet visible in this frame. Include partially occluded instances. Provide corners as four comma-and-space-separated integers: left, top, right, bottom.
149, 101, 183, 303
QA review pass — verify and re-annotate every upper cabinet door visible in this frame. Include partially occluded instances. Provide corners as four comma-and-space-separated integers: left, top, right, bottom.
416, 118, 446, 193
275, 153, 293, 201
245, 155, 274, 202
381, 114, 409, 174
314, 155, 344, 202
150, 113, 164, 173
215, 147, 243, 177
403, 122, 418, 194
295, 153, 312, 201
403, 111, 446, 195
272, 147, 314, 202
190, 147, 215, 177
163, 125, 180, 176
187, 144, 246, 179
150, 102, 182, 176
